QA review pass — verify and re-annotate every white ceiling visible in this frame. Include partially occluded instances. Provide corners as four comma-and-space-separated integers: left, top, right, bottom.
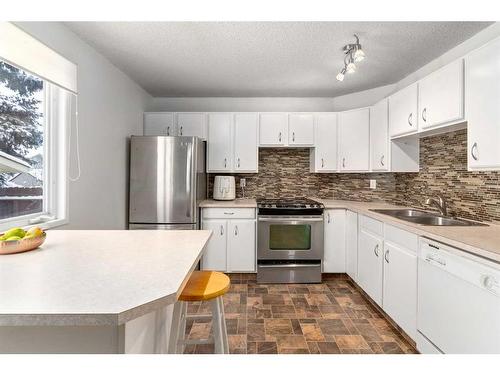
65, 22, 492, 97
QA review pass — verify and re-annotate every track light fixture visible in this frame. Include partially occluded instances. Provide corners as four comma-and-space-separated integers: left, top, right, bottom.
336, 34, 365, 81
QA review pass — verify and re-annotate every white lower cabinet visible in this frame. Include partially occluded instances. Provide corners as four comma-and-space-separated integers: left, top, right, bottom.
201, 208, 256, 273
345, 210, 358, 281
201, 220, 227, 271
227, 220, 256, 272
354, 215, 418, 340
323, 209, 346, 272
357, 224, 384, 306
383, 242, 417, 339
382, 224, 418, 340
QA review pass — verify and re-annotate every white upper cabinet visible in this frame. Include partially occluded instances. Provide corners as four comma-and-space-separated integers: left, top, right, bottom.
389, 83, 418, 138
370, 99, 390, 171
288, 114, 314, 146
144, 112, 175, 136
259, 113, 288, 146
234, 113, 258, 172
207, 113, 233, 172
339, 108, 370, 172
419, 59, 464, 131
176, 112, 207, 139
310, 113, 338, 172
466, 37, 500, 171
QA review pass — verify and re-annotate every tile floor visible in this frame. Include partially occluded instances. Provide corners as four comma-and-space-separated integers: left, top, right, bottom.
183, 274, 417, 354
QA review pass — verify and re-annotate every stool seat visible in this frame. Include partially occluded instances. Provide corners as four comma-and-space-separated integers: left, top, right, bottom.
179, 271, 230, 302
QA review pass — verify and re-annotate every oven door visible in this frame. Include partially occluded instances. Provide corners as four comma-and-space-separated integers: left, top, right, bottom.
258, 215, 324, 260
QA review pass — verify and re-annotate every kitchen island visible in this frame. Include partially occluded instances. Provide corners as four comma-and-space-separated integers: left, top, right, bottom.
0, 230, 211, 353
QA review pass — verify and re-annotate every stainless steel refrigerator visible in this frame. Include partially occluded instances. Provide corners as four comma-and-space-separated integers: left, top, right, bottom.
128, 136, 206, 230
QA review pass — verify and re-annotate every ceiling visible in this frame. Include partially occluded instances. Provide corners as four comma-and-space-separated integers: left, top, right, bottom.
65, 22, 492, 97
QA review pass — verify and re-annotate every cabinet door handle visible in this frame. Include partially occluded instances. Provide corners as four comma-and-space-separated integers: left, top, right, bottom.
234, 225, 238, 236
278, 132, 282, 142
327, 213, 331, 223
408, 113, 413, 127
292, 132, 295, 142
374, 244, 379, 257
179, 126, 183, 136
224, 158, 227, 168
471, 142, 478, 161
166, 126, 170, 136
380, 155, 385, 166
237, 158, 241, 168
223, 212, 234, 215
384, 249, 390, 263
422, 108, 427, 122
342, 157, 346, 168
220, 225, 224, 235
321, 158, 325, 168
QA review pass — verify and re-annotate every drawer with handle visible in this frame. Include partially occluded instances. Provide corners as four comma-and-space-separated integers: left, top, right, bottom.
202, 208, 256, 219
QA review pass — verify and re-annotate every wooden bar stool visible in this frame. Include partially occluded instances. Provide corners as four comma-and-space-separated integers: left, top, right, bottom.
168, 271, 230, 354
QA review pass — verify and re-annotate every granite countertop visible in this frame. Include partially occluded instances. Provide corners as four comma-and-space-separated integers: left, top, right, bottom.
311, 198, 500, 263
0, 230, 211, 326
199, 198, 257, 208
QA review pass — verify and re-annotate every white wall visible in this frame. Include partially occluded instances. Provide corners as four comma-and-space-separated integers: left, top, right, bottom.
147, 84, 395, 113
147, 97, 336, 112
16, 22, 152, 230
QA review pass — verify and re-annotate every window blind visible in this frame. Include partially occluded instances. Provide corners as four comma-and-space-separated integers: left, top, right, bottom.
0, 22, 77, 94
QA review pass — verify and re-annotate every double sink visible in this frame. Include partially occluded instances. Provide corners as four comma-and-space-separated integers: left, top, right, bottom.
370, 208, 488, 227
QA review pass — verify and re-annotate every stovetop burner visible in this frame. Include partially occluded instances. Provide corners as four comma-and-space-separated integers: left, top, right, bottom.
257, 198, 323, 209
257, 198, 324, 215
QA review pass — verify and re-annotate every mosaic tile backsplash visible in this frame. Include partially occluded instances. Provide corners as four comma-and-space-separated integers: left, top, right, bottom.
208, 129, 500, 223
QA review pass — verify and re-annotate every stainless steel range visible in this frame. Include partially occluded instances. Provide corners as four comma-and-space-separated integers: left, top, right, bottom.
257, 198, 324, 284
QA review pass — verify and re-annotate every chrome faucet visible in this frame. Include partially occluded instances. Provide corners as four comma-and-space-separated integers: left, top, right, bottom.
425, 195, 448, 216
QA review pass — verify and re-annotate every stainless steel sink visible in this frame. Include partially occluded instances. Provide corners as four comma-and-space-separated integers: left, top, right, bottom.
369, 209, 488, 226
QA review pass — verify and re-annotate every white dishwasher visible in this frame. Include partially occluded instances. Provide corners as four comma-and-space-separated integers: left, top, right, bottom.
417, 238, 500, 354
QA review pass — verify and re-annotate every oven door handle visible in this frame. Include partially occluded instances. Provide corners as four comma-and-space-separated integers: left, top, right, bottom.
258, 263, 320, 268
258, 217, 324, 222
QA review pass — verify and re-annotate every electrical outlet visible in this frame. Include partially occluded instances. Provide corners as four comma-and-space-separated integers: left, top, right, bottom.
240, 178, 246, 187
369, 179, 377, 189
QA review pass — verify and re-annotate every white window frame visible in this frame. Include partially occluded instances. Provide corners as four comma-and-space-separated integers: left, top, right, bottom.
0, 82, 69, 232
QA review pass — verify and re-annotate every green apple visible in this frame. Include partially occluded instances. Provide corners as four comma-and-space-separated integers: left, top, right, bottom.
2, 227, 26, 239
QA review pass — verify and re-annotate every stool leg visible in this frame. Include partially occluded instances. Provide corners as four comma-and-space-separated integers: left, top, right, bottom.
210, 298, 224, 354
176, 301, 188, 354
168, 301, 183, 354
218, 297, 229, 354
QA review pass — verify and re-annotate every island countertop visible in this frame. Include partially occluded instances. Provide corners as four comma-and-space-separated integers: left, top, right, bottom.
0, 230, 211, 327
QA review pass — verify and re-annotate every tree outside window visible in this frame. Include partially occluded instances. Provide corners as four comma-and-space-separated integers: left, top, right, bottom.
0, 60, 44, 220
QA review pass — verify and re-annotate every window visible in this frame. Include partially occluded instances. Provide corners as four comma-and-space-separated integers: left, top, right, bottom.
0, 60, 69, 230
0, 60, 45, 221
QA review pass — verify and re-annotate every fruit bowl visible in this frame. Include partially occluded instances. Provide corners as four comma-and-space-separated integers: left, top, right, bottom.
0, 231, 46, 255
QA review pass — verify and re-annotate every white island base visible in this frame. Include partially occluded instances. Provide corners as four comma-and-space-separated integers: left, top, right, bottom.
0, 305, 174, 354
0, 230, 211, 354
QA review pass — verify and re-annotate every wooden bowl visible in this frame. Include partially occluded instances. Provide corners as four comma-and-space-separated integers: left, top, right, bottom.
0, 232, 46, 255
